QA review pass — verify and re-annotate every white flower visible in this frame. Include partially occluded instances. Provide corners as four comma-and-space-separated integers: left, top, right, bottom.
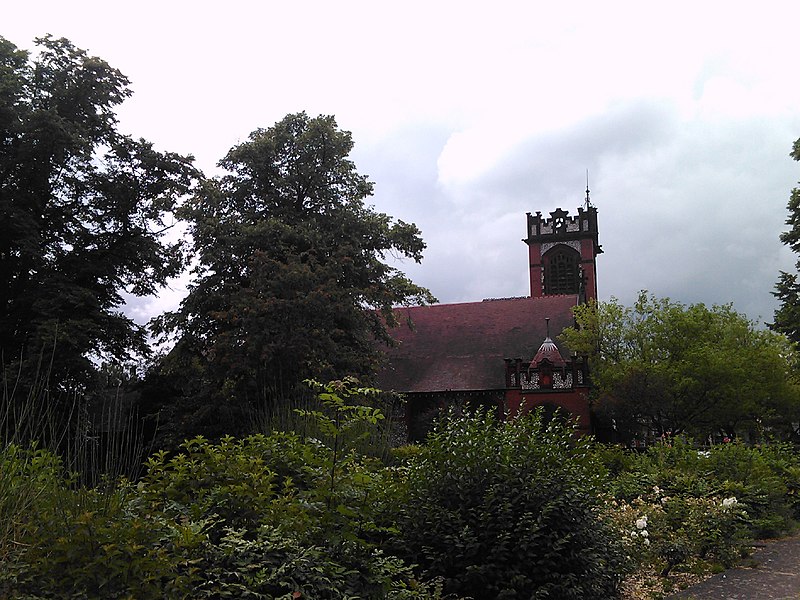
630, 530, 639, 537
636, 517, 648, 530
722, 497, 738, 508
643, 538, 650, 546
640, 529, 649, 538
661, 497, 669, 505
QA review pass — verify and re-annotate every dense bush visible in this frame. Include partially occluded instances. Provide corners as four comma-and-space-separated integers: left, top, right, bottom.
0, 444, 63, 561
608, 440, 800, 536
597, 438, 800, 583
3, 486, 196, 599
394, 409, 626, 599
605, 485, 750, 581
139, 430, 431, 599
0, 381, 445, 599
9, 380, 800, 599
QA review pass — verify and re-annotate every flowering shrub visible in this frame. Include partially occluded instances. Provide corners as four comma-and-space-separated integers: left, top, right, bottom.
605, 487, 749, 581
722, 496, 738, 508
597, 438, 791, 586
598, 439, 800, 534
395, 409, 626, 599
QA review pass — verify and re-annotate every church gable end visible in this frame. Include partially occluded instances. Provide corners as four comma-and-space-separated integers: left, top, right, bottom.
378, 200, 601, 439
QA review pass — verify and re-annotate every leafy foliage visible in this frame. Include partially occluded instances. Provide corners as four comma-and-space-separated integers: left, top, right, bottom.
6, 486, 195, 599
599, 438, 800, 585
773, 137, 800, 344
0, 443, 62, 562
0, 380, 446, 599
148, 112, 434, 441
549, 439, 800, 596
8, 385, 800, 599
562, 293, 800, 441
0, 36, 198, 386
606, 489, 749, 580
394, 409, 626, 599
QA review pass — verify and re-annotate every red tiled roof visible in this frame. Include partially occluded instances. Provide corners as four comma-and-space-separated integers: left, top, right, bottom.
376, 295, 578, 393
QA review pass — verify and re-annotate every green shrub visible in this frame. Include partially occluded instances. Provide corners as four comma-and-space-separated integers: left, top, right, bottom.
0, 461, 199, 599
600, 439, 800, 582
191, 526, 444, 599
616, 441, 799, 536
604, 489, 750, 579
592, 443, 636, 477
0, 444, 63, 561
394, 409, 626, 599
657, 495, 749, 569
1, 429, 441, 599
140, 432, 324, 536
757, 443, 800, 517
710, 443, 800, 536
135, 386, 442, 600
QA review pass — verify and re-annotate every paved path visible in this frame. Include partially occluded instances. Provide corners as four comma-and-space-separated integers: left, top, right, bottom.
667, 534, 800, 599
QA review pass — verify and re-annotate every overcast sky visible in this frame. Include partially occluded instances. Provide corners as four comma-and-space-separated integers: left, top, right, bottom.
6, 1, 800, 325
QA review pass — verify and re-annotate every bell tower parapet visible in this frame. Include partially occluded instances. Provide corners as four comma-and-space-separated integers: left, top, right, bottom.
524, 205, 602, 301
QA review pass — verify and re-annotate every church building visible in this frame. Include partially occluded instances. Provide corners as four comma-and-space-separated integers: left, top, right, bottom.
377, 199, 602, 440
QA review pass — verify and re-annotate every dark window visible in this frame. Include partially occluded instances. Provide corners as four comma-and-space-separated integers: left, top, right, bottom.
544, 246, 580, 295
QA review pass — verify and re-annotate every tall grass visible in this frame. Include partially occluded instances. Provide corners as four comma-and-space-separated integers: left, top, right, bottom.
0, 347, 156, 559
0, 346, 76, 452
1, 358, 152, 483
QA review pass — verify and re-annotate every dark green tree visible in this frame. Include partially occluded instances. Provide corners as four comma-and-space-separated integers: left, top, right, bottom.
773, 137, 800, 345
562, 293, 800, 441
0, 36, 198, 388
151, 113, 433, 437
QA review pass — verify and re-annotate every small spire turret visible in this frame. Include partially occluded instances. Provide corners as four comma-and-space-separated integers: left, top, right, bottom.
585, 169, 592, 209
530, 317, 566, 368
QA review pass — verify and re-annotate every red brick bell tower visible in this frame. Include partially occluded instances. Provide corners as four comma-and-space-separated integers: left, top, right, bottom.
524, 192, 602, 303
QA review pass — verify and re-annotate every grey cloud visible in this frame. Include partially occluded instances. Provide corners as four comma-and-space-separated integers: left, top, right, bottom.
361, 106, 799, 324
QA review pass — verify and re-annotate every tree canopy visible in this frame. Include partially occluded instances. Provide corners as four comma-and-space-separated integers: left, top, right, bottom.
773, 137, 800, 345
561, 292, 800, 442
150, 113, 434, 437
0, 36, 198, 386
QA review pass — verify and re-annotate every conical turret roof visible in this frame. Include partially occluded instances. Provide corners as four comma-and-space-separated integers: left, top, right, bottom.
530, 335, 566, 368
530, 318, 566, 367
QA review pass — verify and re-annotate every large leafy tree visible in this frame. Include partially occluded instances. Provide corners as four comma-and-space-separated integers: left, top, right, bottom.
0, 36, 198, 388
151, 113, 434, 435
773, 137, 800, 344
562, 292, 800, 441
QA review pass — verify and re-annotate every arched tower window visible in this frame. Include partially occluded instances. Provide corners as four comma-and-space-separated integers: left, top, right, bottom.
543, 245, 580, 295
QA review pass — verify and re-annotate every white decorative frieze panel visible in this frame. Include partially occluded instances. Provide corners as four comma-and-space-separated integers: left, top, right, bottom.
553, 373, 573, 389
521, 371, 574, 390
522, 373, 540, 390
541, 240, 581, 255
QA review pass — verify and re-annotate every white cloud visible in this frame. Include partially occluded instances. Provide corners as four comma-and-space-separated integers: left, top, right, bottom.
4, 0, 800, 325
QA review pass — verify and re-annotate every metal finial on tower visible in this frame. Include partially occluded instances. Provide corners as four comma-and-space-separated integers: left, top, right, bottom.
545, 317, 551, 339
585, 169, 592, 209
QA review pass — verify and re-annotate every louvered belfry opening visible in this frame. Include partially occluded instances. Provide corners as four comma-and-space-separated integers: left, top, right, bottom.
543, 246, 580, 295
